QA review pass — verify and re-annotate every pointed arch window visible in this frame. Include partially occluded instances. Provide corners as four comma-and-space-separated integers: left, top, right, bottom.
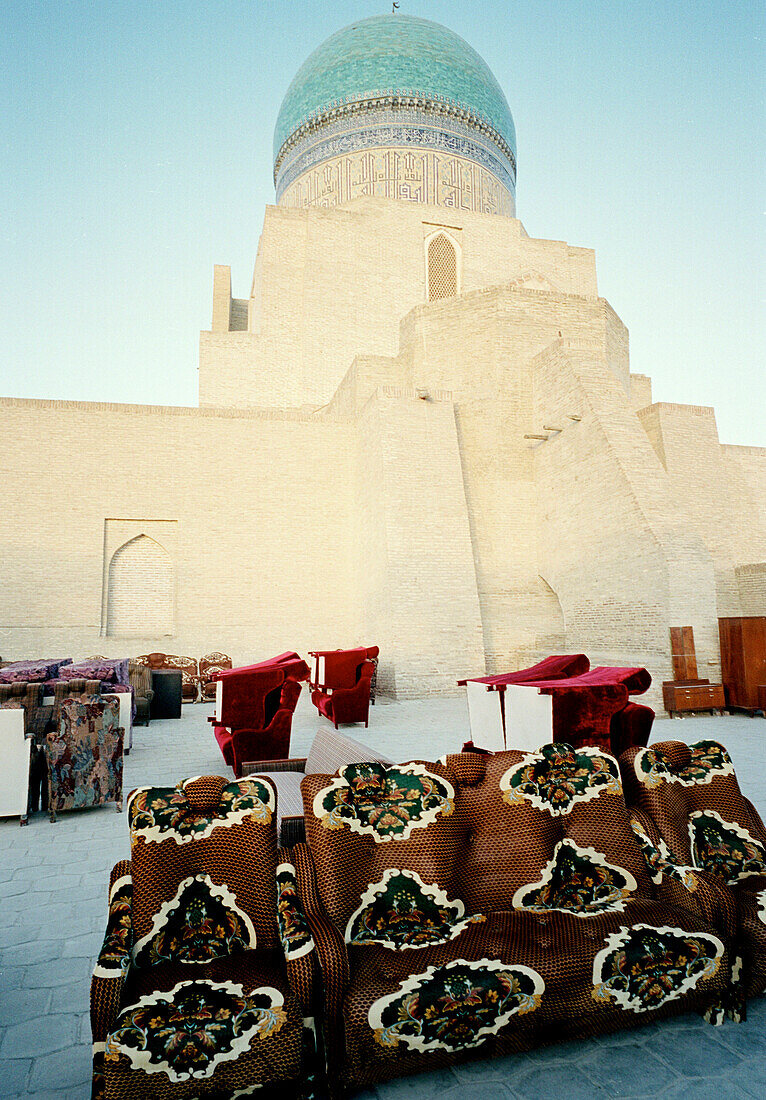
426, 232, 459, 301
106, 534, 174, 636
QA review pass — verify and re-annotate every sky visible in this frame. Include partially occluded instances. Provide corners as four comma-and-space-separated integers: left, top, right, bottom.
1, 0, 764, 445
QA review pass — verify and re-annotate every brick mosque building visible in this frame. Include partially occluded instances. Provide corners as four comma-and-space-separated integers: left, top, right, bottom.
2, 14, 764, 702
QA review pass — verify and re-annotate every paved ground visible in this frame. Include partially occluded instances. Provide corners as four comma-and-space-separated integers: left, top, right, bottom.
1, 694, 765, 1099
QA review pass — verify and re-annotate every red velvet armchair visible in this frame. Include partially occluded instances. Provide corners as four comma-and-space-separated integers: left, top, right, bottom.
210, 653, 309, 777
309, 646, 379, 728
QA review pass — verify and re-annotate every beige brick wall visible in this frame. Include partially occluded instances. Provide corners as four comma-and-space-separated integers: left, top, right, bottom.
3, 200, 764, 706
0, 397, 358, 666
735, 564, 766, 615
636, 405, 766, 619
199, 200, 598, 409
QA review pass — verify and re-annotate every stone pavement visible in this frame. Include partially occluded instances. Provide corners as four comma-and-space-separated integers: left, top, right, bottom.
1, 693, 765, 1099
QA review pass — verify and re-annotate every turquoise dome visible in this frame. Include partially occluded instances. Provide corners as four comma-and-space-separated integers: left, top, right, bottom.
273, 14, 516, 162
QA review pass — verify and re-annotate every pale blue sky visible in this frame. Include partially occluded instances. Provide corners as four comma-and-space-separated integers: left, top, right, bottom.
1, 1, 764, 445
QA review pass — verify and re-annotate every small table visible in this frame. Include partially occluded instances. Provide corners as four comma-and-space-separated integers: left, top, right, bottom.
151, 670, 182, 719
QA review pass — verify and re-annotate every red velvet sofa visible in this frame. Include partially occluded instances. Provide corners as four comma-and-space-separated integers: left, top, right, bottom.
461, 657, 654, 756
309, 646, 379, 728
210, 652, 310, 777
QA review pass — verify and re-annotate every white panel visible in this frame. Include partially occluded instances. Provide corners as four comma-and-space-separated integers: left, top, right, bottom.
0, 710, 30, 821
504, 685, 553, 753
215, 678, 223, 722
103, 691, 133, 752
465, 681, 505, 751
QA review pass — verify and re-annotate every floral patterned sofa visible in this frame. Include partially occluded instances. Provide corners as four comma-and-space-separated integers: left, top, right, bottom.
134, 652, 200, 702
620, 739, 766, 1005
90, 774, 315, 1099
292, 744, 735, 1096
46, 696, 124, 823
198, 650, 233, 700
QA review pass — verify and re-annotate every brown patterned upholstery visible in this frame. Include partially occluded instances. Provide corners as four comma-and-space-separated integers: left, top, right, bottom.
135, 653, 200, 702
198, 651, 233, 700
296, 745, 732, 1095
621, 739, 766, 1003
90, 775, 313, 1099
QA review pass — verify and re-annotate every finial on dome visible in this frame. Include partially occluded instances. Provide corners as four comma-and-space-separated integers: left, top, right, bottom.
392, 2, 399, 12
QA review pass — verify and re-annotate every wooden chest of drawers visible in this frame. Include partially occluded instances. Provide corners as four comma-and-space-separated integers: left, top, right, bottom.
662, 681, 726, 717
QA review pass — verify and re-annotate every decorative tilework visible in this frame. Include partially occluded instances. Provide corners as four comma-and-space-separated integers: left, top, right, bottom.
273, 15, 516, 157
274, 103, 515, 195
273, 14, 517, 217
280, 149, 513, 218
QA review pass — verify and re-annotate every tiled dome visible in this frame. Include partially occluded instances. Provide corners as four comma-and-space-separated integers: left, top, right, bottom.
273, 14, 516, 163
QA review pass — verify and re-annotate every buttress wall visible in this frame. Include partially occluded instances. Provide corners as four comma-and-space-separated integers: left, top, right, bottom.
531, 340, 721, 702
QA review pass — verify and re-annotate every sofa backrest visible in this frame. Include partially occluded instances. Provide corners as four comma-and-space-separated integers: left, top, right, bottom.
126, 774, 280, 966
218, 666, 285, 730
199, 651, 232, 679
302, 744, 653, 938
0, 658, 71, 683
458, 653, 590, 687
621, 740, 766, 885
311, 647, 369, 689
301, 758, 463, 933
82, 657, 130, 687
221, 653, 309, 681
444, 746, 652, 914
128, 661, 152, 698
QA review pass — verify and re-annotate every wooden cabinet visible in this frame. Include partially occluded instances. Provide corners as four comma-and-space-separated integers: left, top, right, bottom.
662, 680, 726, 717
718, 616, 766, 712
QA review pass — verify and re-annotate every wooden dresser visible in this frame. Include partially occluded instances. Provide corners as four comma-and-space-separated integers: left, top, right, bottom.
719, 616, 766, 713
662, 679, 726, 717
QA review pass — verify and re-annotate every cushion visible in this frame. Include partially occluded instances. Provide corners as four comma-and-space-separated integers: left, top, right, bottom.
59, 663, 116, 683
104, 953, 303, 1093
126, 775, 280, 965
0, 663, 49, 683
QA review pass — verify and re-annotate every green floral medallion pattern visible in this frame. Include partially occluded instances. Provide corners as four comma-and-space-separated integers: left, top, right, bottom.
369, 958, 544, 1052
312, 762, 454, 842
93, 875, 132, 979
104, 979, 286, 1081
592, 924, 723, 1013
131, 874, 256, 967
689, 810, 766, 884
345, 869, 484, 949
512, 840, 637, 916
276, 862, 315, 961
127, 777, 274, 845
633, 741, 734, 790
629, 819, 699, 891
500, 743, 620, 817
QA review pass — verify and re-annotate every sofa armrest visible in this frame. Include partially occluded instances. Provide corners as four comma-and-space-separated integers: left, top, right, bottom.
242, 757, 307, 774
292, 841, 349, 1081
277, 849, 318, 1014
629, 810, 737, 936
91, 857, 133, 1093
743, 797, 766, 844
